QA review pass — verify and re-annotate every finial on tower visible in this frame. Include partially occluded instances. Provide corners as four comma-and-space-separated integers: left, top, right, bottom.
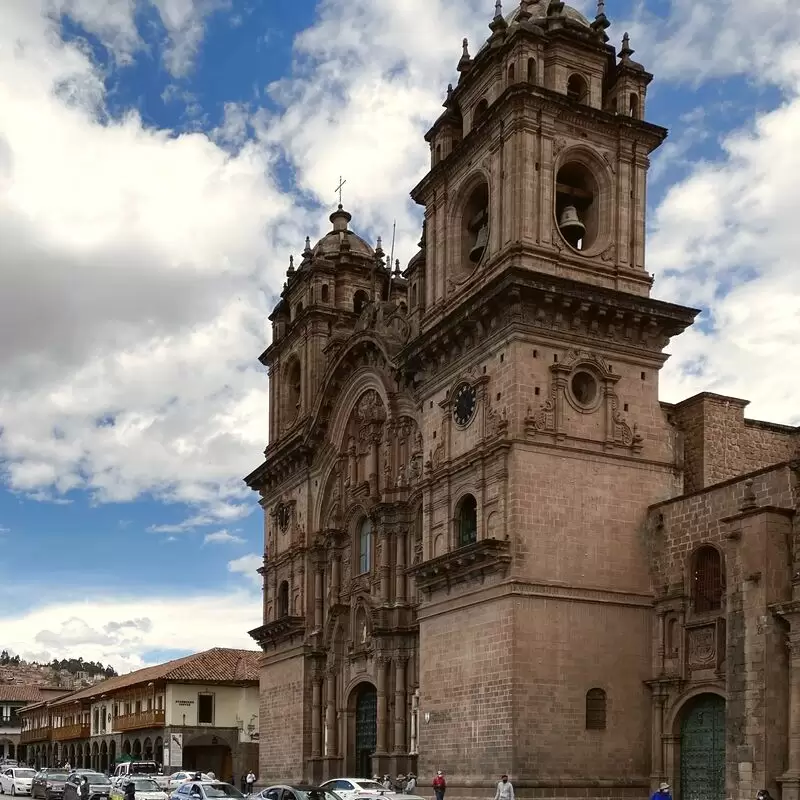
303, 236, 312, 258
489, 0, 508, 35
591, 0, 610, 39
494, 0, 502, 18
619, 31, 634, 62
458, 38, 473, 74
287, 255, 295, 275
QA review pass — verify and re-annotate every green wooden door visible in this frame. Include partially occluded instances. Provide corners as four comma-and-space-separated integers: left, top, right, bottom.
680, 694, 725, 800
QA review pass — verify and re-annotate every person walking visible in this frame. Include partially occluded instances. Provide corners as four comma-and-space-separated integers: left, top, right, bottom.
432, 771, 446, 800
124, 780, 136, 800
246, 771, 256, 795
494, 775, 514, 800
79, 777, 90, 800
405, 775, 416, 793
651, 783, 671, 800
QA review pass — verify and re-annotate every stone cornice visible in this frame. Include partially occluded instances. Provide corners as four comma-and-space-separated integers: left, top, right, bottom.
407, 538, 512, 595
399, 266, 698, 377
249, 616, 306, 650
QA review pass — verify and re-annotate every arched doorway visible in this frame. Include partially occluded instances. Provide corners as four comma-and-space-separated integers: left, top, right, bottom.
100, 741, 108, 773
153, 738, 162, 766
353, 684, 377, 780
143, 738, 153, 760
92, 742, 99, 771
183, 734, 232, 782
680, 693, 725, 800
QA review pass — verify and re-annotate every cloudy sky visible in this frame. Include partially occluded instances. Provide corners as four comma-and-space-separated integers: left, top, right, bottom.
1, 0, 799, 673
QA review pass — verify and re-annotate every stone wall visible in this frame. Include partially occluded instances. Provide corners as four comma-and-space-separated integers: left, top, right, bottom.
667, 393, 798, 493
258, 650, 309, 783
647, 462, 798, 800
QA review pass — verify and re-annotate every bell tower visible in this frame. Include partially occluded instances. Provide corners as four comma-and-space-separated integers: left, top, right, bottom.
405, 0, 660, 335
403, 1, 699, 795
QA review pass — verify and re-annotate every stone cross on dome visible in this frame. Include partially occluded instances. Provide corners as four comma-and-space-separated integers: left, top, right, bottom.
335, 175, 347, 206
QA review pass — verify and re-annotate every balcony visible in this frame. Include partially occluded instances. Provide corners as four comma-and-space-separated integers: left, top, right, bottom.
20, 727, 51, 744
52, 723, 90, 741
115, 709, 165, 732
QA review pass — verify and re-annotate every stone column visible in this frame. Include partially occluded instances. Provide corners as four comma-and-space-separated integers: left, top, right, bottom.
325, 670, 337, 756
393, 657, 407, 754
331, 555, 341, 604
312, 677, 323, 758
314, 567, 324, 629
348, 438, 357, 487
370, 430, 381, 497
779, 624, 800, 800
380, 527, 391, 603
410, 689, 419, 755
395, 529, 406, 603
376, 659, 388, 754
652, 692, 665, 778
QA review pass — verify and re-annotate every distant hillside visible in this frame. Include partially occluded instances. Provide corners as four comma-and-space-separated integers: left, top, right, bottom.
0, 651, 117, 690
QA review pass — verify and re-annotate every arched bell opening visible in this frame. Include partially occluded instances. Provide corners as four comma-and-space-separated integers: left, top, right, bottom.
567, 73, 589, 103
461, 181, 489, 272
555, 161, 600, 252
284, 356, 302, 426
353, 290, 369, 314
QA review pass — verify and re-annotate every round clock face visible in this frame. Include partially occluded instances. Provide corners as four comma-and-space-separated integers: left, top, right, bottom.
453, 382, 478, 427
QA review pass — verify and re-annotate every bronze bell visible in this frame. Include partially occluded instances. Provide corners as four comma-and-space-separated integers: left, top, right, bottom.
558, 205, 586, 248
469, 223, 489, 263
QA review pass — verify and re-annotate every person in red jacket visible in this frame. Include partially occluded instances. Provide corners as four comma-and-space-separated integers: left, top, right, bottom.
433, 771, 446, 800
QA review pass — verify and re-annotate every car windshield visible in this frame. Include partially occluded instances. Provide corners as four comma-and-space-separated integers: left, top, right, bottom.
133, 780, 160, 791
15, 771, 36, 779
48, 775, 69, 782
202, 785, 244, 798
355, 784, 385, 792
86, 775, 110, 785
297, 791, 341, 800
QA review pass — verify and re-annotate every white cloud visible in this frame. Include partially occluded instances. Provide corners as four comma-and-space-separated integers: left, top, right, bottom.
204, 529, 245, 545
4, 592, 261, 672
227, 554, 262, 587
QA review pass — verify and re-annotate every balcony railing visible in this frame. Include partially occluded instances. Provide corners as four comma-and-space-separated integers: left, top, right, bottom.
20, 727, 51, 744
52, 723, 91, 741
114, 709, 165, 732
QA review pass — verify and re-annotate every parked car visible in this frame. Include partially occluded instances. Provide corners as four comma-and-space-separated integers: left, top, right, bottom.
62, 773, 111, 800
319, 781, 392, 800
169, 782, 244, 800
253, 786, 342, 800
110, 779, 168, 800
111, 764, 166, 789
32, 771, 69, 800
164, 776, 212, 793
0, 767, 36, 796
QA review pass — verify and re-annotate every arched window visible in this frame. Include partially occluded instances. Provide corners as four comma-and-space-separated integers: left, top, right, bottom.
321, 284, 329, 303
585, 688, 607, 730
507, 63, 515, 84
629, 92, 640, 118
277, 581, 289, 618
353, 290, 369, 314
286, 357, 301, 418
472, 98, 489, 129
355, 606, 368, 644
666, 618, 679, 658
692, 545, 724, 613
456, 494, 478, 547
527, 57, 536, 83
358, 517, 373, 574
567, 73, 588, 103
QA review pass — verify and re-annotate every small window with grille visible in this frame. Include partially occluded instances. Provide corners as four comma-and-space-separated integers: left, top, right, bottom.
585, 688, 606, 730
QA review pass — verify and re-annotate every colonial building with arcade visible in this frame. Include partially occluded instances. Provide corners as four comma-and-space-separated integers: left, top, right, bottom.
245, 2, 800, 800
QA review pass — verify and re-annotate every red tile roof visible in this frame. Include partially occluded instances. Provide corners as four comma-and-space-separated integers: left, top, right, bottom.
0, 685, 68, 703
48, 648, 261, 707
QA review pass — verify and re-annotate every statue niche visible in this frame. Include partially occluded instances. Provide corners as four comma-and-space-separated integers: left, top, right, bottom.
342, 389, 387, 498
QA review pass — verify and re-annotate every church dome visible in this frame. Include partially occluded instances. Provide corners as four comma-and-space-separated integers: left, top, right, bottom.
312, 205, 374, 258
508, 0, 591, 28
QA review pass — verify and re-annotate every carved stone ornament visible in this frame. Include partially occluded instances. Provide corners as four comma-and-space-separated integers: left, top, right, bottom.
525, 390, 557, 435
600, 243, 616, 263
553, 137, 567, 156
484, 401, 509, 439
687, 625, 716, 667
354, 300, 411, 345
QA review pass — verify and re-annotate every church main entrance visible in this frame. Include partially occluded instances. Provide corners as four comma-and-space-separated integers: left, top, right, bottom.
680, 694, 725, 800
354, 685, 377, 779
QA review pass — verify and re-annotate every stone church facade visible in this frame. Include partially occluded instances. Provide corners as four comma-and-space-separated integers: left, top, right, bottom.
245, 2, 800, 800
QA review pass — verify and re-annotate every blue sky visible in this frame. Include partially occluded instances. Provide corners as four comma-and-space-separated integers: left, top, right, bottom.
2, 0, 800, 671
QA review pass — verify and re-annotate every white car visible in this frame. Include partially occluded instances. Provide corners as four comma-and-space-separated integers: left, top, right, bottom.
319, 780, 394, 800
113, 779, 169, 800
166, 776, 214, 792
0, 768, 36, 796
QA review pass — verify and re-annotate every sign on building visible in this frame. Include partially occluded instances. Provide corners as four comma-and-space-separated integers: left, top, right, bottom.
166, 732, 183, 768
